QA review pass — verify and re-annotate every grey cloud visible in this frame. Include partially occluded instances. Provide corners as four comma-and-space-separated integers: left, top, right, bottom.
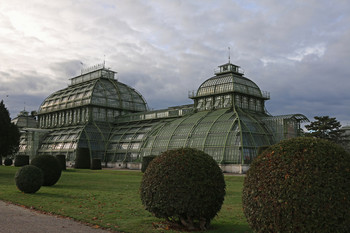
1, 0, 349, 125
49, 60, 83, 78
2, 94, 45, 118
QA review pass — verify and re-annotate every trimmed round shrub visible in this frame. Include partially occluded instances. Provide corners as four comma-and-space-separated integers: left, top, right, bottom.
75, 148, 91, 169
15, 165, 43, 193
141, 155, 156, 173
14, 155, 29, 167
140, 148, 226, 231
91, 158, 102, 170
31, 155, 62, 186
4, 158, 13, 166
242, 137, 350, 233
55, 154, 66, 170
257, 145, 269, 156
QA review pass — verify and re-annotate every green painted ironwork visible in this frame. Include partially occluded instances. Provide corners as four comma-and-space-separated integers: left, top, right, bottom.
19, 62, 308, 165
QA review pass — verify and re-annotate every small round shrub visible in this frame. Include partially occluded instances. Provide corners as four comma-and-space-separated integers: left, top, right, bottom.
91, 158, 102, 170
4, 158, 13, 166
242, 137, 350, 233
140, 148, 226, 231
141, 155, 156, 173
55, 154, 66, 170
15, 165, 43, 193
31, 155, 62, 186
75, 148, 91, 169
14, 155, 29, 167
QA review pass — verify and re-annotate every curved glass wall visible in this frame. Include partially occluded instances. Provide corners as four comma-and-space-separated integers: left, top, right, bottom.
106, 121, 164, 163
38, 122, 112, 161
78, 122, 111, 161
107, 108, 274, 164
38, 126, 83, 160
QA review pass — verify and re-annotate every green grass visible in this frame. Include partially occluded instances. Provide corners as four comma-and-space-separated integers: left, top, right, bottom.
0, 166, 252, 233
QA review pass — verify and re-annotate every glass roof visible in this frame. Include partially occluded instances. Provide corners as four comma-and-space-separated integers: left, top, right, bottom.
190, 63, 270, 100
38, 122, 112, 161
107, 108, 274, 164
196, 74, 264, 98
38, 74, 147, 114
38, 126, 84, 154
12, 111, 38, 128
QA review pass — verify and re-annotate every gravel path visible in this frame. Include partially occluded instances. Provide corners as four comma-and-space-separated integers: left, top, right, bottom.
0, 201, 116, 233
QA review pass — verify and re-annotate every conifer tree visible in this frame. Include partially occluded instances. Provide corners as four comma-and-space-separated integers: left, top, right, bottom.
0, 100, 20, 161
305, 116, 342, 143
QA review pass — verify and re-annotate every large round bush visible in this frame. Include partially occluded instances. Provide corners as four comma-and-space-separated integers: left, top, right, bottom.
31, 155, 62, 186
242, 137, 350, 233
140, 148, 226, 230
15, 165, 43, 193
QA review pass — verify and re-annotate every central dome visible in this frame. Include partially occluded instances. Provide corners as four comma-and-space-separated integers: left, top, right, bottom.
190, 63, 270, 112
196, 63, 264, 99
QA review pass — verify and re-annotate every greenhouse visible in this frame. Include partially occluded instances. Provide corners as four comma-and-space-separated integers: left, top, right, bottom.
15, 62, 308, 172
18, 64, 148, 162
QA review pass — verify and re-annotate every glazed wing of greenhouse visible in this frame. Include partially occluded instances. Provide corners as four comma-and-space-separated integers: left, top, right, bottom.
13, 62, 308, 173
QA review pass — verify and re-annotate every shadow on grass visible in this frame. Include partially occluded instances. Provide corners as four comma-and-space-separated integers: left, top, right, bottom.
61, 169, 77, 172
34, 191, 69, 199
210, 222, 253, 233
43, 183, 93, 193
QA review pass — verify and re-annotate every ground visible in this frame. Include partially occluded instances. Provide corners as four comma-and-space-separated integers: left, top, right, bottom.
1, 200, 117, 233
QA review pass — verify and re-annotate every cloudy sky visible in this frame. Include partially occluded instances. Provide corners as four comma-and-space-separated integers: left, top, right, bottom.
1, 0, 349, 126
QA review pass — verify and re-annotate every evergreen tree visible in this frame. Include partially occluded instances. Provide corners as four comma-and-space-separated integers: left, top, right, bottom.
305, 116, 342, 143
0, 100, 20, 159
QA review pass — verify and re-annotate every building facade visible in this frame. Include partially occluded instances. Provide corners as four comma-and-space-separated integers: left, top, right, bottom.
340, 126, 350, 153
15, 62, 309, 172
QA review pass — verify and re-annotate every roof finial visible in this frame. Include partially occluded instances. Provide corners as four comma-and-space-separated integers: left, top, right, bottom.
228, 47, 231, 63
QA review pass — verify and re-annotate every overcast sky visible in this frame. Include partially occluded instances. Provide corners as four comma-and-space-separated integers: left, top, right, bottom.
1, 0, 349, 126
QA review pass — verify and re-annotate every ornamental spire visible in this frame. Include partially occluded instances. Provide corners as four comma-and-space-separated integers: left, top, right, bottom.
228, 47, 231, 63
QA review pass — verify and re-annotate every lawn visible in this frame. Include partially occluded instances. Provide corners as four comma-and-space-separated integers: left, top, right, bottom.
0, 166, 252, 233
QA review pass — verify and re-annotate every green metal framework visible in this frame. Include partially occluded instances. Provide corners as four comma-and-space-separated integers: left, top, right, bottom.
34, 65, 148, 161
262, 114, 309, 142
38, 70, 147, 126
189, 63, 270, 113
106, 107, 274, 164
17, 62, 308, 165
104, 63, 307, 164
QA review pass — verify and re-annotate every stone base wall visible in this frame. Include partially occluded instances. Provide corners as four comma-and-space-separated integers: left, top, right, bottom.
219, 164, 250, 174
106, 162, 142, 170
